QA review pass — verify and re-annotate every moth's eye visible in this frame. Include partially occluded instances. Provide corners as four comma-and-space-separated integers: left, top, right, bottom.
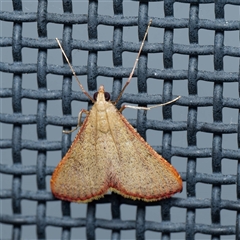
104, 92, 110, 101
93, 92, 98, 101
93, 92, 111, 101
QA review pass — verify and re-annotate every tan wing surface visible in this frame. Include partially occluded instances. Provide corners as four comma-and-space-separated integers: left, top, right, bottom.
50, 107, 109, 203
51, 93, 182, 202
106, 106, 182, 201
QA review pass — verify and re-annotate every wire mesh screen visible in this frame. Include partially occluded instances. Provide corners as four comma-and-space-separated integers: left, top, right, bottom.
1, 0, 240, 239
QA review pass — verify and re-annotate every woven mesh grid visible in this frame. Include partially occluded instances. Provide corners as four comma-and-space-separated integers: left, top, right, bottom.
1, 0, 240, 239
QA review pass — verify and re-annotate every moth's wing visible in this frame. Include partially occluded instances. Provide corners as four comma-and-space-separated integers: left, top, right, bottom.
50, 107, 110, 203
107, 109, 182, 201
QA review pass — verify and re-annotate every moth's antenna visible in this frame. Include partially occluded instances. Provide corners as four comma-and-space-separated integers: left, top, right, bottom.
114, 19, 152, 105
56, 38, 95, 103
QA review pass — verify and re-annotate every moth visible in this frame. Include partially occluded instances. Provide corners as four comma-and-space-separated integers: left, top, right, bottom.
51, 20, 182, 202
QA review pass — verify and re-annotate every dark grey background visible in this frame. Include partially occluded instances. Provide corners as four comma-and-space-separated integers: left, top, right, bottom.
1, 1, 239, 239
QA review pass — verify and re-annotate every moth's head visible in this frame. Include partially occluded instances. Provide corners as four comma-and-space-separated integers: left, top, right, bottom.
93, 85, 111, 102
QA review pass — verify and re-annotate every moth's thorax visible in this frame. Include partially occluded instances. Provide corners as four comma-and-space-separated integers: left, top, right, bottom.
94, 85, 116, 133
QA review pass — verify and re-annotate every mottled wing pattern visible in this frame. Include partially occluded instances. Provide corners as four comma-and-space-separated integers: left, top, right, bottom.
51, 99, 182, 202
106, 104, 182, 201
50, 107, 110, 202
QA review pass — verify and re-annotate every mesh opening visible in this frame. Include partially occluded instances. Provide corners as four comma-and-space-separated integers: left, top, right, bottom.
1, 1, 240, 239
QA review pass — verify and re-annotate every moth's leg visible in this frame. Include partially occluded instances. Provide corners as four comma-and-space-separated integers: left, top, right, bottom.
63, 109, 89, 134
119, 96, 180, 113
119, 105, 150, 113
